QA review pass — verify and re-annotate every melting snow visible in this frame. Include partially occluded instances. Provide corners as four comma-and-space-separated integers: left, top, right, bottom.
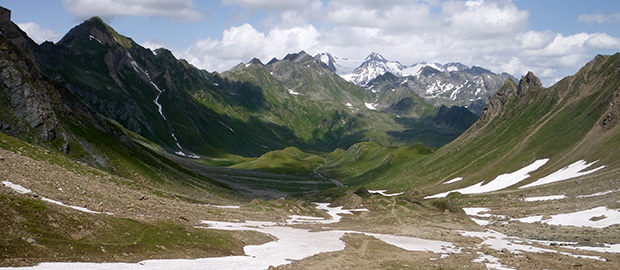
287, 89, 300, 95
514, 206, 620, 228
209, 205, 241, 209
523, 195, 566, 202
519, 160, 604, 189
463, 207, 492, 217
577, 189, 620, 198
443, 177, 463, 184
367, 190, 404, 197
2, 181, 113, 215
20, 204, 458, 269
425, 159, 549, 198
3, 181, 32, 194
40, 197, 106, 214
364, 103, 378, 110
459, 230, 604, 261
472, 252, 515, 270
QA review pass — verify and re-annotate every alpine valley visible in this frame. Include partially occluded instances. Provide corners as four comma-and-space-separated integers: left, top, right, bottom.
2, 5, 620, 270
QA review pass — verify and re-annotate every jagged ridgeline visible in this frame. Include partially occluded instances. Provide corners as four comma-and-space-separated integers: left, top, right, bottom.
33, 16, 479, 157
333, 53, 620, 192
0, 8, 233, 197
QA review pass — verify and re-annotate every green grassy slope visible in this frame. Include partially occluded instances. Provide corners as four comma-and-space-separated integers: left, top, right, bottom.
332, 54, 620, 194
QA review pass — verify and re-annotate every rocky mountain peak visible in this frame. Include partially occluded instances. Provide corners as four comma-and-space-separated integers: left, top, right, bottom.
314, 52, 337, 72
283, 51, 312, 62
248, 58, 264, 66
57, 16, 134, 50
517, 71, 542, 97
365, 52, 388, 63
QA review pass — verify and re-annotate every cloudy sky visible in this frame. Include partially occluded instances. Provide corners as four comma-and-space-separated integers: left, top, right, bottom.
4, 0, 620, 85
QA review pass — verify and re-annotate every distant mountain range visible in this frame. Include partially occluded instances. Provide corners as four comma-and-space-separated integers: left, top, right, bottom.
315, 52, 516, 115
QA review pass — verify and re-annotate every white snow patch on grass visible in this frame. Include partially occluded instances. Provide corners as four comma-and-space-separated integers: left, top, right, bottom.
367, 190, 404, 197
443, 177, 463, 184
523, 195, 567, 202
287, 89, 299, 95
2, 181, 32, 194
514, 206, 620, 228
364, 102, 377, 110
40, 197, 106, 214
519, 160, 604, 189
425, 159, 549, 199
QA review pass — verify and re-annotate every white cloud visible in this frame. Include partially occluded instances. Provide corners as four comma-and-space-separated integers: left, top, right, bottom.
16, 22, 63, 44
578, 12, 620, 24
62, 0, 202, 22
180, 24, 321, 71
222, 0, 311, 10
178, 0, 620, 87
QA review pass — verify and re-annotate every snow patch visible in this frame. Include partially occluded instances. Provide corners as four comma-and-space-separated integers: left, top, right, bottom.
460, 229, 605, 261
426, 159, 549, 199
209, 205, 241, 209
514, 206, 620, 228
523, 195, 566, 202
367, 190, 404, 197
287, 89, 299, 95
2, 181, 113, 215
472, 252, 515, 270
519, 160, 604, 189
577, 189, 620, 198
364, 103, 378, 110
443, 177, 463, 184
2, 181, 32, 194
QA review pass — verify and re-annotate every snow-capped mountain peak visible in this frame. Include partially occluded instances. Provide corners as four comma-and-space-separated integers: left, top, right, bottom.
339, 52, 405, 86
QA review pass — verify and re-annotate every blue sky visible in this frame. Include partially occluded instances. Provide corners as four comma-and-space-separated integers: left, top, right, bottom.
4, 0, 620, 85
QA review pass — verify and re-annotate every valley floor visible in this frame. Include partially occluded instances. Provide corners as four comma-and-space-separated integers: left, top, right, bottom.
2, 145, 620, 269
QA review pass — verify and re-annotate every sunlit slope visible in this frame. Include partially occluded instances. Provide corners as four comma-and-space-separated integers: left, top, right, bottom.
343, 54, 620, 194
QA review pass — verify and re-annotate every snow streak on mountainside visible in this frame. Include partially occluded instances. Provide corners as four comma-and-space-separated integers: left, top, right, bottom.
316, 52, 515, 115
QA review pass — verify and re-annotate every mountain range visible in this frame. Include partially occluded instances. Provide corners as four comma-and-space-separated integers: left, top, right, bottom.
316, 52, 516, 115
3, 5, 620, 268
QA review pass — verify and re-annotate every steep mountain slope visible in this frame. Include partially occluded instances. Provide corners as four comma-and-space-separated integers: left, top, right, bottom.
337, 53, 620, 197
0, 10, 236, 202
318, 52, 515, 115
35, 17, 313, 157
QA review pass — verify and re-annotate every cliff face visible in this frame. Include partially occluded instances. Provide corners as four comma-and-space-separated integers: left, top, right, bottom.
0, 34, 58, 142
